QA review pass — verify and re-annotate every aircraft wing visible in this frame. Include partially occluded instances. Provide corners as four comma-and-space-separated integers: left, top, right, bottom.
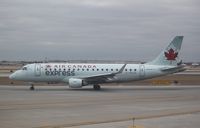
78, 64, 127, 84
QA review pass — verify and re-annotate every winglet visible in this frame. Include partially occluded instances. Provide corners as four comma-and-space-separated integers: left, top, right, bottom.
117, 64, 127, 74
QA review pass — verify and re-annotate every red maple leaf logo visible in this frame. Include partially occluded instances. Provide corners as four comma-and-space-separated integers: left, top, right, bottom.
164, 48, 178, 60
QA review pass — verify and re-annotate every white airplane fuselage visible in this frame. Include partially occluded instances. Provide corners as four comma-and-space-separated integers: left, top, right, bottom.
10, 63, 177, 83
9, 36, 185, 90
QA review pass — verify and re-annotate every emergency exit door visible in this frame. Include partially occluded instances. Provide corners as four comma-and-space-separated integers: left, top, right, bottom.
139, 64, 145, 77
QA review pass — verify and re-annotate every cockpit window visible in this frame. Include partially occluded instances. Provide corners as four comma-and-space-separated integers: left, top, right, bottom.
22, 67, 27, 70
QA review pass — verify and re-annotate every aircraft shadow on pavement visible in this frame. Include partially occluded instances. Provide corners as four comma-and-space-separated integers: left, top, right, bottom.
2, 85, 192, 92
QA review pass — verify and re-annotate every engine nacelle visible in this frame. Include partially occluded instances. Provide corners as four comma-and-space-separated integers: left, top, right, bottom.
68, 78, 84, 88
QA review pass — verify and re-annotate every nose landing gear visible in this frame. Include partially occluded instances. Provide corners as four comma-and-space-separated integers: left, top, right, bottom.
30, 84, 35, 90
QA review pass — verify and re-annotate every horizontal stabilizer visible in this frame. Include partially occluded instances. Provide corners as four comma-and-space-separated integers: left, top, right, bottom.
161, 65, 186, 73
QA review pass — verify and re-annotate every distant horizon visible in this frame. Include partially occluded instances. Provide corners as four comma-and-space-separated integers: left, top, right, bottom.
0, 59, 199, 63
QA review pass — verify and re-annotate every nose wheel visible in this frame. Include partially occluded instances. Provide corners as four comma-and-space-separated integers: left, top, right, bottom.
93, 84, 101, 90
30, 84, 35, 90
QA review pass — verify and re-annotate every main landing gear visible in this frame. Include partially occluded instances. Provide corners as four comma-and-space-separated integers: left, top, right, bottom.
30, 84, 35, 90
93, 84, 101, 90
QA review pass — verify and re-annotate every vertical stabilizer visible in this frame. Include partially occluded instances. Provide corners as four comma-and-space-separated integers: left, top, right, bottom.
147, 36, 184, 66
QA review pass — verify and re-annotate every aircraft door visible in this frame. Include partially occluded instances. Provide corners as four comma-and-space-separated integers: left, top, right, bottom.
35, 64, 41, 76
139, 64, 145, 77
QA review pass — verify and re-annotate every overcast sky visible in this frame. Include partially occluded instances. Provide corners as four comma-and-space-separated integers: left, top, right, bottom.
0, 0, 199, 62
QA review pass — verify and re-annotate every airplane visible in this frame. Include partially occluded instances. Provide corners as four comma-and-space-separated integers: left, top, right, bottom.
9, 36, 185, 90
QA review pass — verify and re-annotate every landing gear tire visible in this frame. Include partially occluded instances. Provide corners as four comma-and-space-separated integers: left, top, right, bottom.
30, 85, 35, 90
93, 84, 101, 90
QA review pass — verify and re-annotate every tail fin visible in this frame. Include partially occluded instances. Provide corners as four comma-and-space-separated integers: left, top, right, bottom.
147, 36, 184, 66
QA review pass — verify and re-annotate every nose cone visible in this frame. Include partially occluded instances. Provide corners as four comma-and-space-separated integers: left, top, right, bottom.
9, 73, 15, 80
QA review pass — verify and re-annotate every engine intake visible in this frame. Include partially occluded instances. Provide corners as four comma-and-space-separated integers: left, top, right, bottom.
68, 78, 86, 88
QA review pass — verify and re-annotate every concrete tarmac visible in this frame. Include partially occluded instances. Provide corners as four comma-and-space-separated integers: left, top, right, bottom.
0, 85, 200, 128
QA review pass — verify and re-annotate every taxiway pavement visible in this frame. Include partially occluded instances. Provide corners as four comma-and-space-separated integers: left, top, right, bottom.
0, 85, 200, 128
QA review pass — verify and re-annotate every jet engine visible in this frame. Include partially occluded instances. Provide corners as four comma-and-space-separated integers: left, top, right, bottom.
68, 78, 86, 88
